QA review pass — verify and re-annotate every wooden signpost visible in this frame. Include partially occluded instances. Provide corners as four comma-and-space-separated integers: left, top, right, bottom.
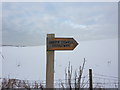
46, 34, 78, 88
47, 38, 78, 50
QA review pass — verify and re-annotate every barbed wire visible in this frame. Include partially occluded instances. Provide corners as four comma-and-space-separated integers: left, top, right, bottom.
93, 76, 118, 81
93, 73, 118, 79
0, 72, 118, 82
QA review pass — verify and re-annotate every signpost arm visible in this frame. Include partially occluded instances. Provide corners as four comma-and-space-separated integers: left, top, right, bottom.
46, 34, 55, 88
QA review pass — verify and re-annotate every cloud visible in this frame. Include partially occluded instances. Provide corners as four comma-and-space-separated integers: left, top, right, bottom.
62, 20, 88, 29
2, 2, 118, 46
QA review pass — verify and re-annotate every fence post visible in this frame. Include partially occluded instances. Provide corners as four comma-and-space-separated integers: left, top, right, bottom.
89, 69, 93, 90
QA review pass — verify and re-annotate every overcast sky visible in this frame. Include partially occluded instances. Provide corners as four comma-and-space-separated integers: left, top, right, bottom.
2, 2, 118, 46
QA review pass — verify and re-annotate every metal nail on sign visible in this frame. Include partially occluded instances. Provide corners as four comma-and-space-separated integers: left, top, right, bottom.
47, 38, 78, 50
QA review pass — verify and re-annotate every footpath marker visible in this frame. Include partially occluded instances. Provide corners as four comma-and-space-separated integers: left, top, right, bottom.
46, 34, 78, 88
47, 38, 78, 50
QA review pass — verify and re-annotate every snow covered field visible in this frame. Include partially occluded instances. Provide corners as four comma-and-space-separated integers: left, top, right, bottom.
1, 38, 118, 81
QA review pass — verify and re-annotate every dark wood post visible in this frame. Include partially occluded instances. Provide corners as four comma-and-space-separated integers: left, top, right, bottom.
89, 69, 93, 90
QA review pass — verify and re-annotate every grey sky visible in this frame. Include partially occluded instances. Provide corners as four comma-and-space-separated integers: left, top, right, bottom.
2, 2, 118, 46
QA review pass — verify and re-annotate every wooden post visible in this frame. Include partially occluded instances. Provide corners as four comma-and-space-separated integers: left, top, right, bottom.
89, 69, 93, 90
46, 34, 55, 88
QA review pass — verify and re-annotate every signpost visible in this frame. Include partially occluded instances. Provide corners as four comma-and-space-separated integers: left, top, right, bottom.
46, 34, 78, 88
47, 38, 78, 50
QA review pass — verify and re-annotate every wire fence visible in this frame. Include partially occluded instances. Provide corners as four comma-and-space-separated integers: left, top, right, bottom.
92, 73, 119, 88
1, 73, 119, 89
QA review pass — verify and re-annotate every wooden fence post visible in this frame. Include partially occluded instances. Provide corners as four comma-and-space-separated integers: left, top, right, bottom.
89, 69, 93, 90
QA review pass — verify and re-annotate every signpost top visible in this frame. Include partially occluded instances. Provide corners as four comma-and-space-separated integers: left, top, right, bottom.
47, 37, 78, 51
